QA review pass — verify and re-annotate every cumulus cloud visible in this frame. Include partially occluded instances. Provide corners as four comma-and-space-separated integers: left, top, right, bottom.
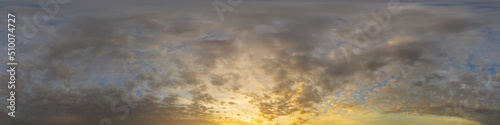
0, 0, 499, 125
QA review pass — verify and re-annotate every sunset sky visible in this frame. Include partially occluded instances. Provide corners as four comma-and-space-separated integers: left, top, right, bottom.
1, 0, 500, 125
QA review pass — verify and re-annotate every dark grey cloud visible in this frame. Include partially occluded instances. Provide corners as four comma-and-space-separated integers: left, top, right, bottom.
0, 1, 499, 125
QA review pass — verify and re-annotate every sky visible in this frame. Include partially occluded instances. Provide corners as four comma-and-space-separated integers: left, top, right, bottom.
0, 0, 499, 125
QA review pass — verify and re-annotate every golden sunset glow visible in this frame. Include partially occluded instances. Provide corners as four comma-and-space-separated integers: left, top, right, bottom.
2, 0, 500, 125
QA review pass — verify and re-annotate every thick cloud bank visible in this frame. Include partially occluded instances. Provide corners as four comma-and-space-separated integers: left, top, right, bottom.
1, 1, 499, 125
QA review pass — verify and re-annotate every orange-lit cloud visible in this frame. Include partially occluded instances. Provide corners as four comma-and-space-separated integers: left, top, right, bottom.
1, 1, 500, 125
